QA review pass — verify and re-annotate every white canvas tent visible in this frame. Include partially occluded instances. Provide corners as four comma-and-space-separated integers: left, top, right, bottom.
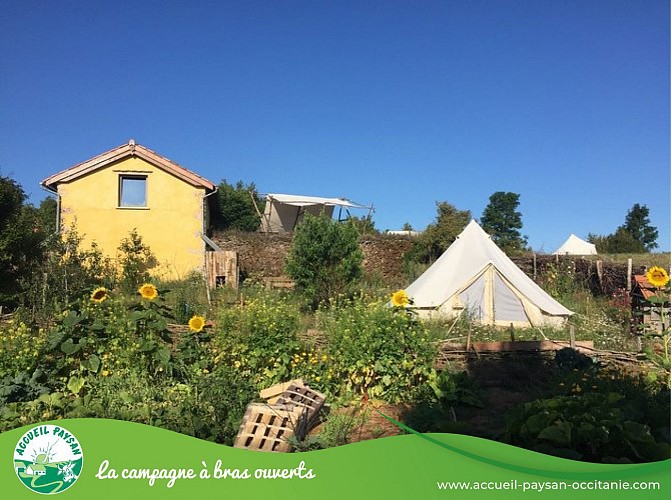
405, 220, 573, 327
259, 193, 371, 234
553, 234, 597, 256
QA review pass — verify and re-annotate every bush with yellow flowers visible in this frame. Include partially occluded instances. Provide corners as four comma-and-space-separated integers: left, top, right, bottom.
317, 297, 437, 403
212, 292, 301, 388
0, 321, 45, 378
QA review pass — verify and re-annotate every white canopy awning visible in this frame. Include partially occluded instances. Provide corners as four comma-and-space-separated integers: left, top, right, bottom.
265, 193, 367, 209
260, 193, 372, 233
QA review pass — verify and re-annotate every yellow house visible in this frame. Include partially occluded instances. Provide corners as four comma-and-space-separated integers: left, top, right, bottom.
41, 140, 217, 280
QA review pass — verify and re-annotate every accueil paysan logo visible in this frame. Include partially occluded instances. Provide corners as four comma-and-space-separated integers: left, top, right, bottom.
13, 424, 83, 494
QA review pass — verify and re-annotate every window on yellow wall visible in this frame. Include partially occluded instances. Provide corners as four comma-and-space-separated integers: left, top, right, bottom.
119, 175, 147, 207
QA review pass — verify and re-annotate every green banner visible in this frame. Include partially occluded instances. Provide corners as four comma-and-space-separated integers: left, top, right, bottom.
1, 419, 669, 499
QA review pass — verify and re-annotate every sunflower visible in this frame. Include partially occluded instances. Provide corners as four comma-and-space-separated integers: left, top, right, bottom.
391, 289, 410, 308
188, 315, 206, 333
90, 287, 108, 304
646, 266, 670, 288
138, 283, 159, 300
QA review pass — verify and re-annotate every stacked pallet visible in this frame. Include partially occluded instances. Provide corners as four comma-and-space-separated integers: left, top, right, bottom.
233, 379, 326, 452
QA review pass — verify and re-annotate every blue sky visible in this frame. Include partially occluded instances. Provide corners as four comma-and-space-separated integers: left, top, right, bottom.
1, 0, 669, 252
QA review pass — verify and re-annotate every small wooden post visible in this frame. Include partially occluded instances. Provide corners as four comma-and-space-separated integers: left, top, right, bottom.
466, 324, 472, 351
569, 324, 576, 349
596, 260, 604, 292
627, 258, 633, 292
533, 253, 537, 280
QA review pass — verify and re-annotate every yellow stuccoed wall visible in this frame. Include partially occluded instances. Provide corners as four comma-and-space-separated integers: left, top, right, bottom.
57, 157, 207, 280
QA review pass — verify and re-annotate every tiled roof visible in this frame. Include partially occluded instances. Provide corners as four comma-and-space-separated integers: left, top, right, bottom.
41, 140, 215, 191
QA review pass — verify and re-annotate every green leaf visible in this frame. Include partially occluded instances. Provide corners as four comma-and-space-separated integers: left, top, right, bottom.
37, 393, 53, 404
62, 311, 83, 329
538, 422, 572, 447
139, 340, 155, 352
83, 354, 100, 373
648, 296, 667, 304
622, 421, 653, 442
90, 320, 106, 331
67, 376, 86, 395
60, 339, 81, 355
130, 310, 147, 322
148, 319, 167, 332
155, 347, 171, 365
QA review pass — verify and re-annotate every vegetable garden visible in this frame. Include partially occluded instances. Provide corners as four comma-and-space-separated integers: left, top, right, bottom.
1, 272, 669, 463
0, 210, 669, 463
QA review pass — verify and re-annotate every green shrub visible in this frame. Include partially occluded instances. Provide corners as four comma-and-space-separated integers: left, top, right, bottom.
0, 321, 45, 378
505, 392, 669, 463
318, 300, 437, 403
117, 229, 158, 292
1, 367, 256, 445
21, 227, 116, 322
285, 214, 363, 309
403, 370, 484, 433
213, 292, 301, 388
318, 407, 368, 447
161, 271, 208, 324
508, 362, 670, 464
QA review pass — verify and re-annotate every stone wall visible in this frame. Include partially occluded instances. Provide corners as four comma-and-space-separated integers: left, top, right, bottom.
211, 231, 413, 285
211, 230, 638, 294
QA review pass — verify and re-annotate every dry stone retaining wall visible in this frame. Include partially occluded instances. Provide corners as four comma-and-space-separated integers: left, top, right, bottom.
211, 231, 637, 294
211, 231, 413, 285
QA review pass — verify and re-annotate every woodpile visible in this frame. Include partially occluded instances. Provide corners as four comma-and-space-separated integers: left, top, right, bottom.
511, 255, 645, 295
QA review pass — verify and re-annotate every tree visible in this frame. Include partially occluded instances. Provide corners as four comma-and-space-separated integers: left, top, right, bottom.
402, 222, 413, 231
607, 227, 647, 253
406, 202, 471, 264
623, 204, 658, 251
588, 228, 646, 254
347, 214, 377, 236
480, 192, 527, 254
36, 197, 58, 234
588, 203, 658, 254
586, 233, 609, 254
210, 180, 265, 232
285, 214, 363, 309
0, 175, 46, 308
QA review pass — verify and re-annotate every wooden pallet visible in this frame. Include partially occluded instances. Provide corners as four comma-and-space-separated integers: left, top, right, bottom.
259, 379, 305, 402
273, 381, 326, 429
233, 403, 305, 453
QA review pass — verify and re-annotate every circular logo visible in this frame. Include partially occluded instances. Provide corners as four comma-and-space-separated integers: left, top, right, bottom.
13, 424, 83, 494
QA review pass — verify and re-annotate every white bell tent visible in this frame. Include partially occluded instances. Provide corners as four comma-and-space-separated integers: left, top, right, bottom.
553, 234, 597, 256
405, 220, 573, 327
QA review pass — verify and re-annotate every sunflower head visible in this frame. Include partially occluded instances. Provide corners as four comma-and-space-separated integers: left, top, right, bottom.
391, 289, 411, 308
90, 287, 108, 304
138, 283, 159, 300
188, 315, 206, 333
646, 266, 670, 288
